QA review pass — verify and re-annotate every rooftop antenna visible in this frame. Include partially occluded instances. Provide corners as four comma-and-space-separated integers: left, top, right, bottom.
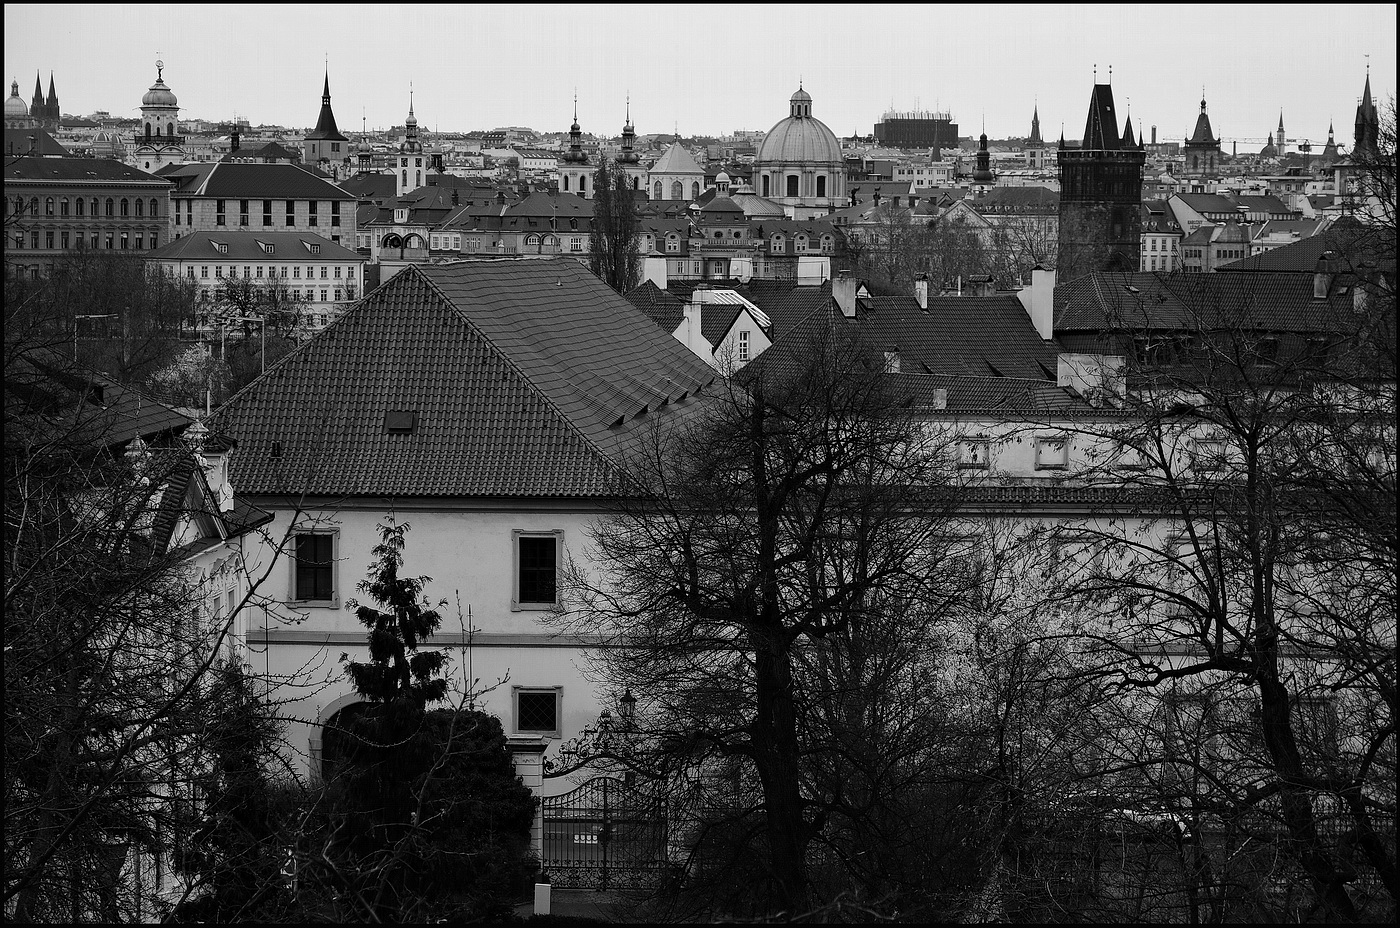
1108, 64, 1113, 83
1093, 63, 1097, 82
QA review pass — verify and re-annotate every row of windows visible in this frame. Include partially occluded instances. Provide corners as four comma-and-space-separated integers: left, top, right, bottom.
192, 199, 341, 228
194, 264, 354, 280
291, 528, 560, 609
956, 436, 1069, 471
12, 229, 158, 250
759, 173, 832, 199
198, 287, 345, 304
8, 196, 162, 218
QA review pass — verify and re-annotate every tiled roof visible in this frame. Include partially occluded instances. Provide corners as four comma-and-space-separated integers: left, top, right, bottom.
625, 279, 685, 331
859, 294, 1060, 380
164, 162, 354, 200
4, 155, 169, 184
977, 185, 1059, 211
145, 231, 362, 262
1218, 220, 1386, 273
340, 173, 398, 201
211, 259, 715, 499
1054, 270, 1358, 333
1080, 83, 1122, 150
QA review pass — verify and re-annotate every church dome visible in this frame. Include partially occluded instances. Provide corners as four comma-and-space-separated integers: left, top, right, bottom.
5, 80, 27, 118
142, 62, 177, 108
757, 86, 841, 165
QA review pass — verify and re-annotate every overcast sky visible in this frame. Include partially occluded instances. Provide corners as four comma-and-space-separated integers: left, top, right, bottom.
5, 4, 1395, 148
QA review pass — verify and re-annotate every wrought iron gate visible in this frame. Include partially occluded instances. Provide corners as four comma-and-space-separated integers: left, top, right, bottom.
541, 776, 668, 890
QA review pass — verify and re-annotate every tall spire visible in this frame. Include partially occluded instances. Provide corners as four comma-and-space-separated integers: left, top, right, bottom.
306, 65, 346, 142
32, 72, 43, 109
46, 72, 56, 108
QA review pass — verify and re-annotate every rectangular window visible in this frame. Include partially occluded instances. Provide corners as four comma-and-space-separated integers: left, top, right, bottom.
1034, 436, 1069, 470
309, 201, 318, 226
286, 200, 295, 226
320, 289, 328, 302
61, 231, 69, 249
347, 266, 355, 279
216, 199, 226, 226
514, 530, 561, 609
292, 532, 336, 602
320, 266, 328, 279
256, 266, 263, 278
201, 266, 208, 278
293, 266, 301, 279
737, 330, 750, 362
45, 231, 54, 249
331, 201, 341, 226
514, 687, 561, 737
263, 199, 273, 227
958, 439, 991, 470
239, 200, 249, 226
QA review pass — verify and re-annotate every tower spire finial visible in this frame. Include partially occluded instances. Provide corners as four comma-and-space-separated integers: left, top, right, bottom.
1108, 64, 1112, 83
1093, 63, 1096, 81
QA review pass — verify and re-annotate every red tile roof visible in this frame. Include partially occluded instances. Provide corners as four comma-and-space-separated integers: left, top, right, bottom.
211, 259, 715, 498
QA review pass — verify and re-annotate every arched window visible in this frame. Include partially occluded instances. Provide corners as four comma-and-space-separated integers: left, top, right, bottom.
75, 197, 84, 217
45, 197, 54, 216
105, 198, 115, 217
166, 122, 174, 137
120, 198, 129, 217
401, 170, 408, 188
772, 234, 784, 252
820, 235, 833, 253
135, 199, 143, 217
691, 181, 699, 199
795, 234, 808, 253
144, 121, 152, 138
762, 175, 771, 197
90, 198, 98, 216
60, 198, 69, 216
786, 175, 799, 198
28, 197, 38, 215
579, 175, 587, 193
526, 234, 540, 246
632, 176, 639, 189
670, 181, 682, 200
653, 182, 662, 200
150, 199, 159, 217
562, 175, 569, 191
816, 175, 827, 198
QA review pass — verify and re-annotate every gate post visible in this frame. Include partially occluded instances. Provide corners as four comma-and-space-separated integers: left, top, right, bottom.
508, 737, 548, 861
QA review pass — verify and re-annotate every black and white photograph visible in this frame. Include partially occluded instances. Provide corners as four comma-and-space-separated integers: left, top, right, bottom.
4, 3, 1396, 922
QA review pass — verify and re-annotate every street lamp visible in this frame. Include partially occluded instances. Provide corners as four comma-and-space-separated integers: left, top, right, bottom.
619, 689, 636, 722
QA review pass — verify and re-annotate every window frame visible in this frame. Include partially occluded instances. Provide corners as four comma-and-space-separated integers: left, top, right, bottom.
512, 685, 563, 738
512, 529, 563, 611
1034, 435, 1070, 471
289, 529, 340, 605
957, 438, 992, 470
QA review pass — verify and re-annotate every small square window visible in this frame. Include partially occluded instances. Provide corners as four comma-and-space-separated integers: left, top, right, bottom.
514, 530, 561, 609
1035, 437, 1069, 470
292, 532, 337, 602
514, 687, 561, 737
384, 410, 416, 433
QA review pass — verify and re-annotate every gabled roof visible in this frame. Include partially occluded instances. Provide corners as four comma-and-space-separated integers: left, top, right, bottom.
1218, 219, 1386, 274
977, 185, 1059, 211
211, 259, 714, 498
145, 231, 362, 262
226, 140, 300, 161
858, 294, 1060, 380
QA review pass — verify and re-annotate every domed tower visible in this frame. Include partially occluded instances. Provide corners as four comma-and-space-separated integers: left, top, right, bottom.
754, 84, 847, 218
1056, 78, 1145, 281
396, 89, 424, 196
972, 128, 995, 188
133, 60, 185, 172
356, 114, 374, 174
4, 78, 33, 130
558, 95, 594, 198
615, 96, 646, 192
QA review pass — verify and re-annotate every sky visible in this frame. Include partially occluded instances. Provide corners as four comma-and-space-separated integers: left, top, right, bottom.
5, 3, 1395, 149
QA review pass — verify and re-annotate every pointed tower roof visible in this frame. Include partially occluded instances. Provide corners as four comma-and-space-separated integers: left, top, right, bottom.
1277, 110, 1284, 131
1081, 83, 1121, 150
32, 73, 43, 108
1029, 103, 1042, 146
1188, 93, 1217, 144
46, 73, 57, 107
1121, 114, 1136, 148
307, 69, 348, 141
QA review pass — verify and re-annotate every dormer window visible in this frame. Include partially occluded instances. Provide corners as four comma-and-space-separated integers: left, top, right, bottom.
384, 410, 417, 434
213, 241, 228, 254
257, 241, 275, 255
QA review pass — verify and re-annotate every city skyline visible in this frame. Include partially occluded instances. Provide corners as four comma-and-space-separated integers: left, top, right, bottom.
4, 3, 1395, 148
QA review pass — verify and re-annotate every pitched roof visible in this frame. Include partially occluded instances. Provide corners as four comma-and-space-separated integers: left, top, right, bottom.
1081, 83, 1122, 150
4, 155, 168, 184
1217, 219, 1387, 274
649, 141, 705, 176
161, 162, 354, 200
4, 127, 68, 157
1054, 270, 1358, 333
305, 73, 348, 142
211, 259, 715, 498
145, 230, 362, 262
858, 294, 1060, 380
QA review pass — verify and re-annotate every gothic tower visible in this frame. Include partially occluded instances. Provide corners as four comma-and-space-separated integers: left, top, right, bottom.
1183, 93, 1220, 175
1276, 111, 1285, 153
1353, 67, 1379, 159
1056, 80, 1145, 281
304, 69, 349, 176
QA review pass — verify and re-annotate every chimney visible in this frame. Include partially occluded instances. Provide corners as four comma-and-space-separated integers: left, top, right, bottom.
1314, 250, 1336, 299
914, 274, 929, 310
1015, 264, 1056, 340
833, 275, 860, 318
1151, 125, 1157, 145
681, 284, 716, 363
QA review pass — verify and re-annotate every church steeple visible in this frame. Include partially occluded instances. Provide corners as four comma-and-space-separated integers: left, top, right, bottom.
1354, 64, 1379, 158
564, 93, 587, 163
31, 73, 43, 112
1029, 102, 1042, 146
619, 95, 639, 164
